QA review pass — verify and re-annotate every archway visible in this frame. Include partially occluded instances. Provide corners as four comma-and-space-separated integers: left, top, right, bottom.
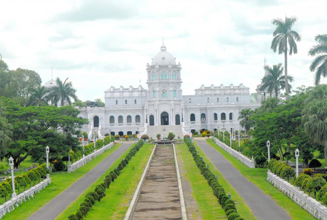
161, 112, 169, 125
149, 115, 155, 126
93, 116, 99, 127
175, 114, 180, 125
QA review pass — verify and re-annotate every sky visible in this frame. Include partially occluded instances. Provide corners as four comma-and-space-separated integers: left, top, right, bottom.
0, 0, 326, 101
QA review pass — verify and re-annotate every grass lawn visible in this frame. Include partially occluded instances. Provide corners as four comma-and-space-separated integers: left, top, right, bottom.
1, 143, 123, 220
176, 143, 225, 219
191, 142, 257, 220
56, 143, 155, 220
206, 139, 317, 220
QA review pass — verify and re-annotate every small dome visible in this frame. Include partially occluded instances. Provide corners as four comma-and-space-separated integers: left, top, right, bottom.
151, 44, 176, 66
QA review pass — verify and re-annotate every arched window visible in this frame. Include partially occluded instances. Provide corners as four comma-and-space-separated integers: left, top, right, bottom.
134, 99, 137, 104
214, 113, 218, 121
207, 98, 210, 103
135, 115, 141, 124
172, 72, 176, 79
189, 98, 192, 103
127, 115, 132, 124
236, 97, 239, 102
217, 97, 219, 102
127, 131, 132, 135
152, 73, 156, 80
93, 116, 99, 127
118, 115, 123, 125
190, 113, 195, 122
109, 116, 115, 124
118, 131, 124, 136
149, 115, 155, 126
226, 97, 229, 102
110, 131, 115, 136
201, 113, 206, 123
221, 113, 226, 121
125, 100, 127, 104
116, 100, 118, 105
175, 114, 180, 125
229, 113, 233, 121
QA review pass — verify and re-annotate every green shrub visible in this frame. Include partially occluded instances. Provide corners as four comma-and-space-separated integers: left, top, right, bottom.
224, 203, 237, 212
317, 184, 327, 201
168, 132, 175, 140
294, 173, 310, 187
303, 168, 314, 176
309, 159, 322, 168
281, 166, 295, 181
75, 211, 83, 220
302, 177, 311, 191
225, 209, 236, 216
322, 192, 327, 205
306, 176, 326, 198
68, 214, 78, 220
228, 212, 240, 220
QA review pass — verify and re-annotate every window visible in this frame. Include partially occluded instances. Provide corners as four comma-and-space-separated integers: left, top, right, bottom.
162, 89, 167, 98
125, 100, 127, 104
118, 115, 123, 124
217, 97, 219, 102
229, 113, 233, 121
161, 72, 167, 80
221, 113, 226, 121
173, 90, 176, 98
189, 98, 192, 103
127, 131, 132, 135
134, 99, 137, 104
153, 91, 156, 98
109, 116, 115, 124
93, 116, 99, 127
127, 115, 132, 124
152, 73, 156, 80
116, 100, 118, 105
236, 97, 239, 102
226, 97, 229, 102
201, 113, 206, 123
135, 115, 141, 124
175, 114, 180, 125
214, 113, 218, 121
207, 98, 210, 103
190, 113, 195, 121
172, 72, 176, 79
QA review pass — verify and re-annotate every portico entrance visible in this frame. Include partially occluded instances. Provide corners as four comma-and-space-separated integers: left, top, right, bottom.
161, 112, 169, 125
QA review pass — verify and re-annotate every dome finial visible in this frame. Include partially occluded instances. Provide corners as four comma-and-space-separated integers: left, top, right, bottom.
160, 38, 166, 51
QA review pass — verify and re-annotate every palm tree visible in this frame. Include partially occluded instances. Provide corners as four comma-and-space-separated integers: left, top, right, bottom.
309, 34, 327, 85
48, 78, 77, 107
302, 85, 327, 165
238, 108, 254, 134
271, 17, 301, 100
260, 64, 293, 98
27, 86, 49, 106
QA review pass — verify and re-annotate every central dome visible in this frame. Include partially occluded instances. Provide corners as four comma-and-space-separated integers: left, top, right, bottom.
151, 44, 176, 66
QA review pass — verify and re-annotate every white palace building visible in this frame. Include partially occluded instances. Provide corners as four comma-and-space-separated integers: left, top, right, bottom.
78, 44, 261, 139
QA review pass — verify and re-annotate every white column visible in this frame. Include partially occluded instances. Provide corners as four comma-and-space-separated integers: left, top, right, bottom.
295, 149, 300, 178
267, 140, 271, 162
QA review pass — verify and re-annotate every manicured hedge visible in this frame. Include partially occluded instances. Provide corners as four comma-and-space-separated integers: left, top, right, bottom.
68, 140, 144, 220
184, 138, 244, 220
0, 164, 49, 202
268, 159, 295, 181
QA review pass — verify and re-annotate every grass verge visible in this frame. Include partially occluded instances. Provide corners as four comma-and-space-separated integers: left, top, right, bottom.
56, 143, 155, 220
206, 138, 316, 220
191, 141, 257, 220
176, 143, 225, 219
2, 143, 122, 220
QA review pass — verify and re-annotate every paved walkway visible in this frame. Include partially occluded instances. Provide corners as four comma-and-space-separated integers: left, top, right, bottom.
28, 142, 131, 220
131, 145, 182, 220
197, 140, 291, 220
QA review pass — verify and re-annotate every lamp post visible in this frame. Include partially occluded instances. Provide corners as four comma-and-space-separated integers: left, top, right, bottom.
8, 157, 17, 199
295, 149, 300, 178
82, 135, 85, 157
267, 140, 271, 162
46, 146, 49, 169
93, 131, 96, 152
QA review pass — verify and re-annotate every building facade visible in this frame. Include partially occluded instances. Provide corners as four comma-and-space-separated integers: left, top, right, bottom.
78, 44, 260, 139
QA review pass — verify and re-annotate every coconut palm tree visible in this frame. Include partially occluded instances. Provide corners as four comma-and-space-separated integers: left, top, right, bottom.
48, 78, 77, 107
27, 86, 49, 106
309, 34, 327, 85
260, 64, 293, 98
302, 85, 327, 165
271, 17, 301, 100
238, 108, 254, 134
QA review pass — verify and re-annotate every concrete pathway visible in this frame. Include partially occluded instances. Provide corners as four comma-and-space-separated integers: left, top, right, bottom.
131, 145, 182, 220
27, 142, 131, 220
197, 140, 292, 220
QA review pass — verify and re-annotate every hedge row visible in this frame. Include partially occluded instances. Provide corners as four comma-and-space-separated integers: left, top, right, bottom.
184, 137, 244, 220
68, 140, 144, 220
70, 136, 114, 163
268, 159, 295, 181
0, 164, 49, 202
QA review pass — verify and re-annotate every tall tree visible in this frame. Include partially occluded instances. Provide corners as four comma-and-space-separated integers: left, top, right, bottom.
260, 64, 293, 97
309, 34, 327, 85
48, 78, 78, 107
0, 100, 12, 160
27, 86, 49, 106
271, 17, 301, 100
238, 108, 255, 134
302, 85, 327, 165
